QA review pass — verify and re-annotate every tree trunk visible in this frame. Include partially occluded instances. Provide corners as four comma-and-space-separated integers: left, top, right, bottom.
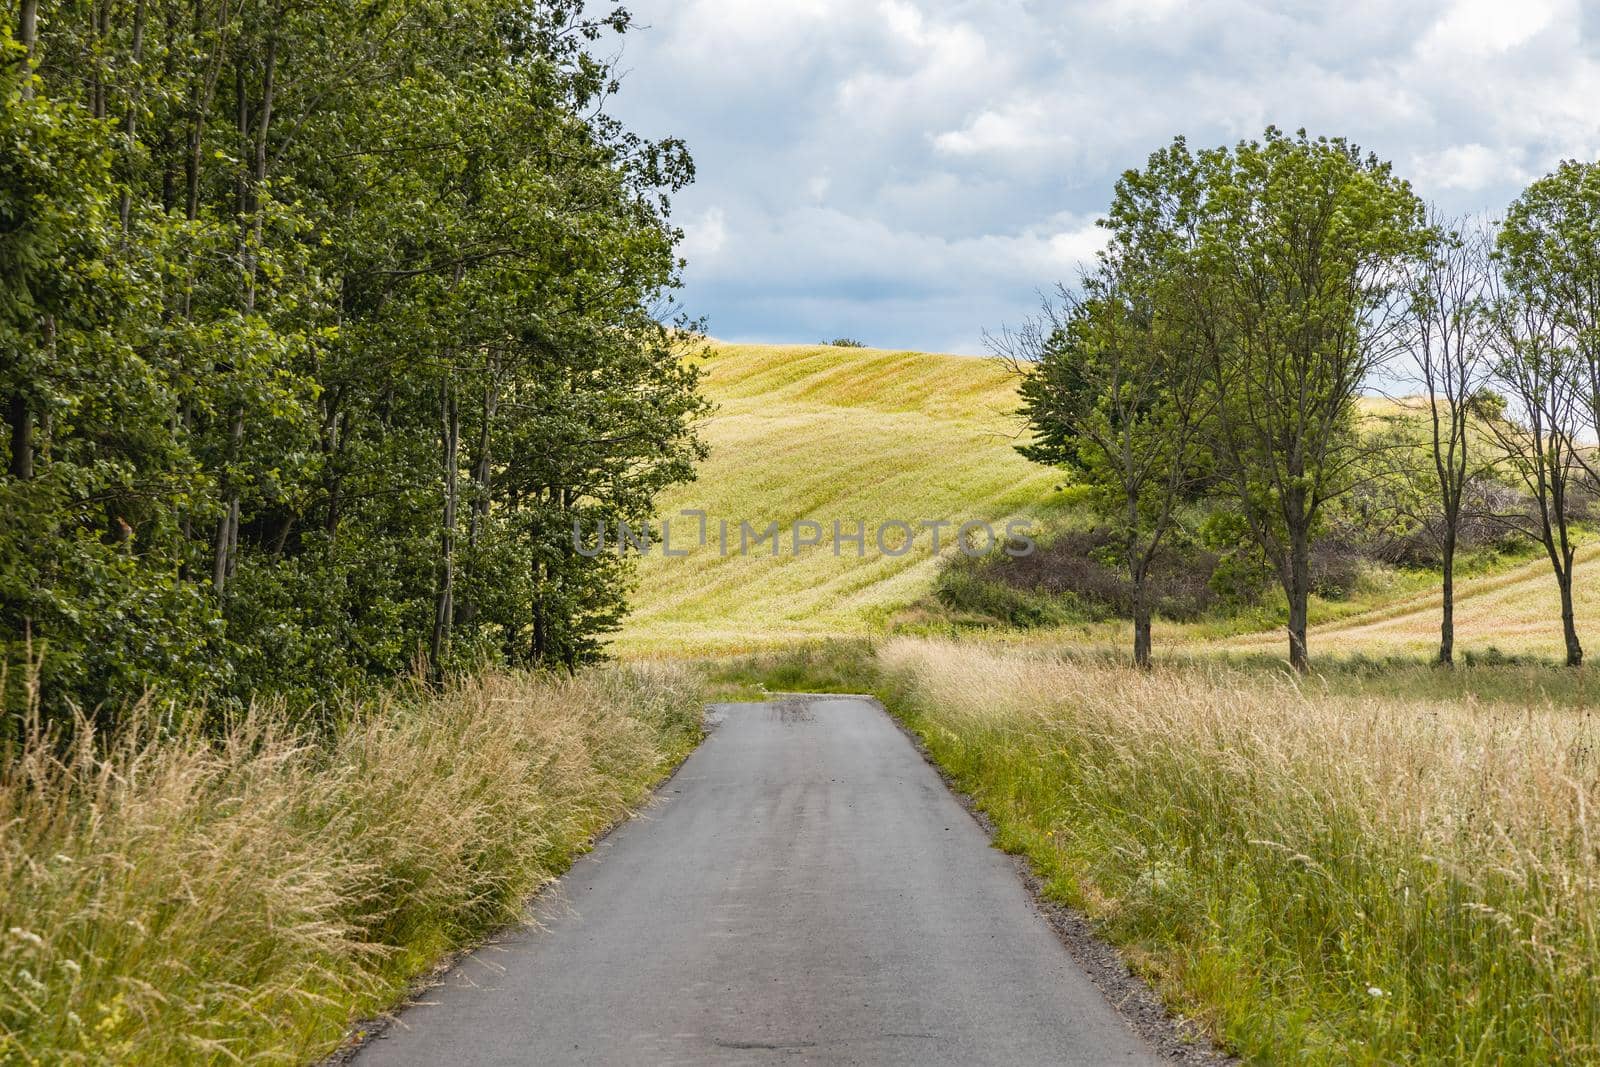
8, 0, 39, 482
457, 372, 497, 629
17, 1, 36, 91
1560, 571, 1583, 668
210, 410, 243, 595
1438, 526, 1456, 666
1129, 545, 1152, 669
468, 376, 497, 547
1131, 592, 1153, 670
6, 394, 32, 481
119, 0, 147, 232
531, 582, 547, 666
1286, 526, 1311, 674
429, 384, 460, 680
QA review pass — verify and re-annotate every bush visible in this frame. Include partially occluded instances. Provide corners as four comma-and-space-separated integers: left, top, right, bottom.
938, 527, 1225, 626
935, 564, 1087, 628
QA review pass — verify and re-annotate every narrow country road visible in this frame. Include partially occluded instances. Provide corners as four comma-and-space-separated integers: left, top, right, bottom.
352, 696, 1161, 1065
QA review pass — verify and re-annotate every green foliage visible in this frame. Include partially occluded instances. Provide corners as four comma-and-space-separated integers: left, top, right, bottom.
822, 336, 867, 347
935, 559, 1087, 628
1, 2, 706, 727
1017, 127, 1430, 668
1498, 159, 1600, 370
1010, 236, 1212, 664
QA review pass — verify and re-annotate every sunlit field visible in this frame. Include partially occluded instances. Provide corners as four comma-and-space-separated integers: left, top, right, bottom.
620, 342, 1599, 667
617, 342, 1069, 653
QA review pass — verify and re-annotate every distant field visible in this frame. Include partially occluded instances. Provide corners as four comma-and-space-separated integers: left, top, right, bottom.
616, 342, 1068, 653
621, 341, 1599, 665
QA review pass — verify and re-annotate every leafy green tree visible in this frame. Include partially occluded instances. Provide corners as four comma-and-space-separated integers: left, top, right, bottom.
1121, 130, 1427, 672
1491, 163, 1600, 667
2, 0, 706, 724
1483, 236, 1588, 666
1498, 161, 1600, 461
1005, 256, 1209, 668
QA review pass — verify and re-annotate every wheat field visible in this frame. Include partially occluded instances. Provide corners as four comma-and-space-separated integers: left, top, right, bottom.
622, 342, 1599, 666
617, 342, 1068, 653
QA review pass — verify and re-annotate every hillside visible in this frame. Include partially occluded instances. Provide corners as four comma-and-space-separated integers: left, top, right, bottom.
619, 341, 1599, 664
615, 343, 1068, 652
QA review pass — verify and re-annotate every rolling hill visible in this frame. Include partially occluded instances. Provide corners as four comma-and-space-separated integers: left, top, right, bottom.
619, 341, 1600, 664
615, 342, 1068, 652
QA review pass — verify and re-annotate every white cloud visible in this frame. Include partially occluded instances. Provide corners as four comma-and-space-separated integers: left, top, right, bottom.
1419, 0, 1558, 58
609, 0, 1600, 354
680, 207, 727, 263
1045, 222, 1109, 271
932, 98, 1054, 157
1410, 143, 1528, 191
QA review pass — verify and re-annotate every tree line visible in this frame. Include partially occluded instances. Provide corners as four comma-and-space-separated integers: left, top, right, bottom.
1009, 128, 1600, 671
1, 0, 706, 729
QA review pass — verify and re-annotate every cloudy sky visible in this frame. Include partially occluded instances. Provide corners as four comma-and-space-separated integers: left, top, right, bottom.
608, 0, 1600, 354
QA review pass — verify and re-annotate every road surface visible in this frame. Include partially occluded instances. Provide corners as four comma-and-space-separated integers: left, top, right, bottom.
353, 695, 1160, 1065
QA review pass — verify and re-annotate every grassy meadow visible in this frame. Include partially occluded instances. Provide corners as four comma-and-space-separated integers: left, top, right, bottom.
0, 668, 702, 1064
617, 342, 1070, 653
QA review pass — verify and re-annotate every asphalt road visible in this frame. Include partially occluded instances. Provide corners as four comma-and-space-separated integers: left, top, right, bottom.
352, 695, 1160, 1066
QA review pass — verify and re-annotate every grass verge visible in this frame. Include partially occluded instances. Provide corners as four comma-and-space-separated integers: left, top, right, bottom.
0, 666, 703, 1064
727, 638, 1600, 1063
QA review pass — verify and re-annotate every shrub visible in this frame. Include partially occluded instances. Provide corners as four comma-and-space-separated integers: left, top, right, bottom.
938, 527, 1225, 625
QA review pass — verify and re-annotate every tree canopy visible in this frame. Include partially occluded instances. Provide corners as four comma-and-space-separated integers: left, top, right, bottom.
1, 0, 707, 726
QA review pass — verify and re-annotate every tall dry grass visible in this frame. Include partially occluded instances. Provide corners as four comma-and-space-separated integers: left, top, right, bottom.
0, 667, 701, 1064
876, 636, 1600, 1062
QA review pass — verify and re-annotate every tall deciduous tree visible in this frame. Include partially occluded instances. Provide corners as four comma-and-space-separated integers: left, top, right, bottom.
1153, 129, 1426, 672
1492, 160, 1600, 667
2, 1, 707, 724
1498, 161, 1600, 484
1403, 213, 1494, 665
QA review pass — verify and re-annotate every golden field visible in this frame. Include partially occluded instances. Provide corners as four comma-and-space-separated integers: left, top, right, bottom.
622, 341, 1599, 665
617, 342, 1068, 653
